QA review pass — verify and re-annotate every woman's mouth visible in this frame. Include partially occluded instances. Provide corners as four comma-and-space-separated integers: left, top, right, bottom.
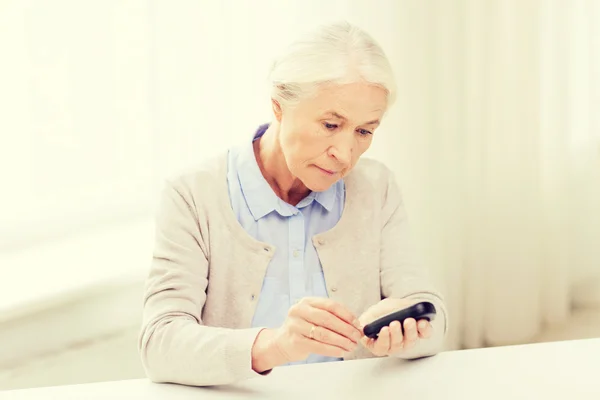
316, 166, 337, 176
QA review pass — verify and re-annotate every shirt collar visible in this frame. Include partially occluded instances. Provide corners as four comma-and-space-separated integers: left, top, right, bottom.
237, 124, 339, 220
302, 184, 337, 212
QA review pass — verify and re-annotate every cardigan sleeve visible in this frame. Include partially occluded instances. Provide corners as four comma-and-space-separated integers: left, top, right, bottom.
138, 180, 267, 386
378, 168, 449, 359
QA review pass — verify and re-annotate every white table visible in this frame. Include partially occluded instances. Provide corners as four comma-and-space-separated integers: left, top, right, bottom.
4, 338, 600, 399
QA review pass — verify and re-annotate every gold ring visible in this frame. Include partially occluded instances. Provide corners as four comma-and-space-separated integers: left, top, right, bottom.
309, 325, 316, 340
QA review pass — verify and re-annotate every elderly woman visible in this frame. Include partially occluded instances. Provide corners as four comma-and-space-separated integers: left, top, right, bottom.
139, 21, 448, 387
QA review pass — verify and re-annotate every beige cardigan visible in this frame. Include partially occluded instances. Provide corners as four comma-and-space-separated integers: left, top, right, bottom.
138, 153, 448, 386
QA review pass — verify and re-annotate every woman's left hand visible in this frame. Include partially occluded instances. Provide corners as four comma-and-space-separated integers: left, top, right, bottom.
358, 298, 432, 357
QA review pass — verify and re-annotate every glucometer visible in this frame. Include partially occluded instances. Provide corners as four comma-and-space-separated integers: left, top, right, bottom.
362, 301, 437, 339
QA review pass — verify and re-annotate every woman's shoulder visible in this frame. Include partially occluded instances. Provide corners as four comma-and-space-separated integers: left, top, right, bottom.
346, 157, 397, 194
160, 151, 229, 207
344, 157, 405, 217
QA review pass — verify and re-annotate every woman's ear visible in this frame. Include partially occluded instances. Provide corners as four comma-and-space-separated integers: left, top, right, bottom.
271, 99, 283, 122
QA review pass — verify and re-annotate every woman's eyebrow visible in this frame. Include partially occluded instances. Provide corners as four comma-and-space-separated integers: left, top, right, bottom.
324, 111, 347, 120
324, 111, 379, 125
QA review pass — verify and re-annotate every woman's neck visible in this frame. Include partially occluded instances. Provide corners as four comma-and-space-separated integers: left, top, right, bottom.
253, 124, 310, 205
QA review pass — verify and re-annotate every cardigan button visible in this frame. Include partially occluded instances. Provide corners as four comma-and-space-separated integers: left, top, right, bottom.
331, 287, 337, 292
318, 239, 326, 246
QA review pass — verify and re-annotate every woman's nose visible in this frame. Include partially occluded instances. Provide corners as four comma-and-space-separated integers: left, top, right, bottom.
328, 135, 353, 166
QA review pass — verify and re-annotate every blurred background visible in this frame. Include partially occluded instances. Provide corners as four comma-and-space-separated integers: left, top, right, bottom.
0, 0, 599, 391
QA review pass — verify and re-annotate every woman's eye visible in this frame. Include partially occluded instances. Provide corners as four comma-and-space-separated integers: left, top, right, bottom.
357, 129, 373, 136
324, 122, 338, 130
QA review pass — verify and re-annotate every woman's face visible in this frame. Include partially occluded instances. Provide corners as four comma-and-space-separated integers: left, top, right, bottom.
276, 81, 388, 192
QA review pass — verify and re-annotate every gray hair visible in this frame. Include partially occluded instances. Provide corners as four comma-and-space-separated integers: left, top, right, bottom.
269, 21, 396, 109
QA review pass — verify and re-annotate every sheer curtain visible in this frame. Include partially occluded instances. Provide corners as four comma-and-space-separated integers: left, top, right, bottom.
383, 0, 600, 350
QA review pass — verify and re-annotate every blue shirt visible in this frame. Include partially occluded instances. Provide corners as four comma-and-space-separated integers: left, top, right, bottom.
226, 124, 345, 365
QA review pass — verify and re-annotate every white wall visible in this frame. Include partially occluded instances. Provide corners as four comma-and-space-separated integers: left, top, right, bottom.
0, 1, 154, 249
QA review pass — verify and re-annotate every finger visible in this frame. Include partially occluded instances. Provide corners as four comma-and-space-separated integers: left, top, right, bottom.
300, 335, 348, 358
389, 320, 404, 354
302, 307, 362, 344
402, 318, 418, 349
373, 326, 391, 355
293, 319, 357, 353
294, 298, 362, 340
302, 298, 362, 330
417, 320, 432, 338
360, 335, 372, 349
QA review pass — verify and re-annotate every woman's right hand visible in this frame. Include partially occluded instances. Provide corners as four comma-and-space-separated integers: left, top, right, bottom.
252, 297, 364, 372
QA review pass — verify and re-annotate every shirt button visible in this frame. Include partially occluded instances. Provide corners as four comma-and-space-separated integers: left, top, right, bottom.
293, 250, 299, 258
